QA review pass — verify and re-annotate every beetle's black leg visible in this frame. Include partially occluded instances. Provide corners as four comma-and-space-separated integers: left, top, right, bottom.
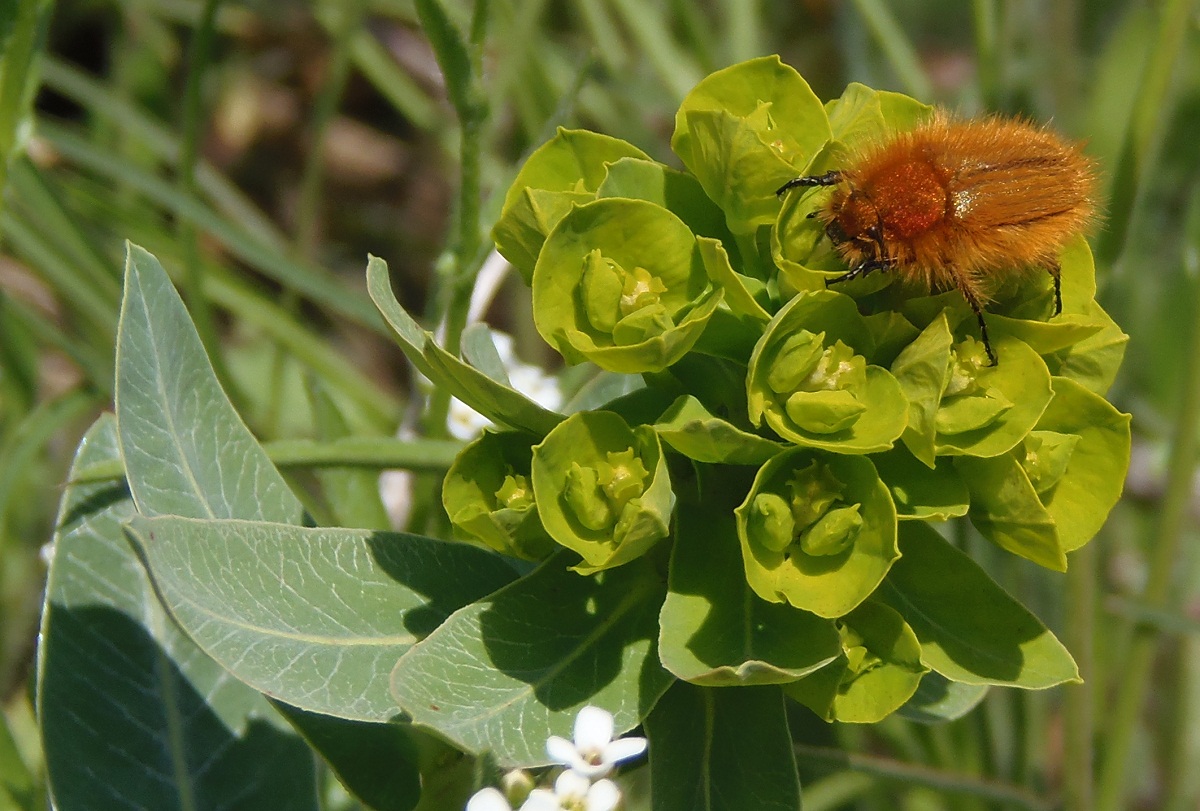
1047, 261, 1062, 316
958, 285, 998, 366
776, 170, 843, 197
827, 258, 890, 286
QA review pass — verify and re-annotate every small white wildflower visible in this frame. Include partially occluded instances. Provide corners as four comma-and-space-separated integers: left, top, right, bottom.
551, 771, 621, 811
467, 787, 513, 811
546, 705, 647, 780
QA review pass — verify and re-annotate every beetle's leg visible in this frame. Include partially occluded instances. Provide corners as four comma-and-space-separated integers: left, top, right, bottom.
1047, 261, 1062, 316
959, 285, 998, 366
826, 257, 891, 286
776, 170, 842, 197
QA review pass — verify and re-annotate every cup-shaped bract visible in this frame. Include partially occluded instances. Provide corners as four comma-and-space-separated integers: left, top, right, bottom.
891, 311, 1054, 467
783, 601, 926, 723
532, 198, 725, 374
531, 411, 674, 573
442, 430, 556, 561
747, 290, 907, 454
735, 448, 899, 618
956, 375, 1131, 568
492, 128, 652, 283
671, 55, 832, 235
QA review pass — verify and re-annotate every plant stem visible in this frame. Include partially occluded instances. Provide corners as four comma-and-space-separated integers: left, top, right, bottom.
1095, 266, 1200, 811
793, 743, 1055, 811
1063, 540, 1096, 811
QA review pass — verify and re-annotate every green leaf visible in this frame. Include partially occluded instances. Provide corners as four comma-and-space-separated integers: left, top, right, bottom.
659, 473, 841, 685
871, 446, 969, 521
1045, 300, 1129, 396
367, 255, 564, 436
116, 243, 304, 523
747, 290, 908, 454
532, 198, 724, 373
390, 555, 674, 767
531, 411, 673, 572
876, 522, 1080, 688
892, 311, 1055, 465
824, 82, 933, 149
897, 673, 989, 724
783, 601, 926, 723
273, 704, 421, 811
492, 128, 651, 282
653, 395, 785, 465
37, 417, 318, 811
645, 683, 801, 811
595, 157, 737, 254
736, 449, 899, 618
1032, 376, 1131, 551
955, 451, 1066, 571
123, 516, 518, 723
672, 55, 831, 234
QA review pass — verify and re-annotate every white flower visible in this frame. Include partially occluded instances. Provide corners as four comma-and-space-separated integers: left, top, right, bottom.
467, 787, 513, 811
546, 706, 648, 780
551, 771, 621, 811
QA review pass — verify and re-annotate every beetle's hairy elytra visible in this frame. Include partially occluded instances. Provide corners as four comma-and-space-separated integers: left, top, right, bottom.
777, 113, 1098, 365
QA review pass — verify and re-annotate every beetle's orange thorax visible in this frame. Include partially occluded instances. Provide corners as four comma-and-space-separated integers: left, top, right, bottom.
834, 158, 949, 245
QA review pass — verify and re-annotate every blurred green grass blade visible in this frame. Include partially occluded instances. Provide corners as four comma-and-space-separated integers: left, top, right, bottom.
7, 157, 120, 299
847, 0, 934, 100
0, 0, 51, 199
68, 436, 463, 485
576, 0, 628, 73
0, 706, 35, 811
607, 0, 701, 101
75, 197, 401, 429
41, 121, 387, 333
0, 211, 118, 338
40, 58, 290, 252
0, 390, 97, 538
721, 0, 762, 64
1, 296, 114, 397
305, 374, 394, 530
348, 26, 437, 130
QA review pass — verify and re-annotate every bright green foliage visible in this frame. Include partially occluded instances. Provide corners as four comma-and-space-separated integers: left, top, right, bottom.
51, 56, 1133, 800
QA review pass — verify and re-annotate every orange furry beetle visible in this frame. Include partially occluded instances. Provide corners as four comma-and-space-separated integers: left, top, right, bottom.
777, 113, 1097, 364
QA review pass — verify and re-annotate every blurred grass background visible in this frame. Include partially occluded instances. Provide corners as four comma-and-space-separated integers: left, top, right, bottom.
1, 1, 1198, 809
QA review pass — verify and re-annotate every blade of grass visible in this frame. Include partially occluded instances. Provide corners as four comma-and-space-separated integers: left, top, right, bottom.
348, 29, 438, 131
0, 0, 51, 207
1, 295, 114, 397
39, 120, 388, 334
607, 0, 701, 101
846, 0, 934, 100
69, 436, 463, 484
1096, 239, 1200, 811
794, 743, 1055, 811
39, 58, 290, 252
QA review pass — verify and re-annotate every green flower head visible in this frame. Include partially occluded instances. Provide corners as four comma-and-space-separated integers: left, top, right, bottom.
442, 430, 556, 561
735, 448, 898, 618
531, 411, 674, 573
532, 198, 725, 374
747, 290, 907, 454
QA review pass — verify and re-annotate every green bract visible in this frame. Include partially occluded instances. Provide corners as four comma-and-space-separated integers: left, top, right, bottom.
492, 128, 651, 283
531, 411, 673, 573
783, 601, 927, 723
532, 198, 725, 373
735, 448, 898, 617
891, 311, 1054, 467
748, 290, 907, 453
443, 430, 555, 561
672, 54, 831, 234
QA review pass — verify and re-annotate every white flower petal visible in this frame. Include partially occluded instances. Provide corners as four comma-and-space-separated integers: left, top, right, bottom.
546, 735, 585, 769
574, 706, 615, 752
519, 789, 562, 811
467, 787, 513, 811
585, 779, 622, 811
554, 770, 592, 801
603, 736, 647, 765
